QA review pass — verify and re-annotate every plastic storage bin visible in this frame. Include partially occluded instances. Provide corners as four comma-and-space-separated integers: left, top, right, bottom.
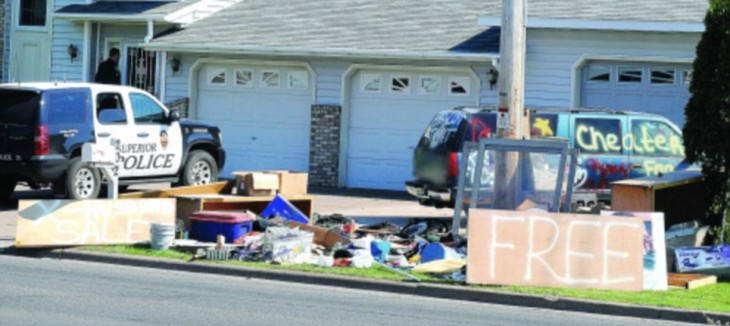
189, 211, 255, 243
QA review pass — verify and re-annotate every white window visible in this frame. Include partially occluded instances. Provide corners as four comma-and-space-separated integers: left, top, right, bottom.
618, 66, 643, 83
361, 74, 382, 93
390, 76, 410, 94
586, 65, 610, 82
234, 69, 254, 87
683, 69, 693, 86
449, 76, 471, 95
419, 76, 440, 95
207, 67, 227, 86
261, 70, 281, 88
288, 70, 309, 89
650, 67, 675, 85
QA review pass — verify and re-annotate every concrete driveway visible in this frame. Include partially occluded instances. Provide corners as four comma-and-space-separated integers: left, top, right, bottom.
0, 183, 453, 249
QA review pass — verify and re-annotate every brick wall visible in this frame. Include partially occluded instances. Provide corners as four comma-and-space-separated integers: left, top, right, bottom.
309, 105, 341, 187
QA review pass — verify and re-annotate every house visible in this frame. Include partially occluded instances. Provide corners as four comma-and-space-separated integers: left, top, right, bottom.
3, 0, 709, 192
478, 0, 706, 127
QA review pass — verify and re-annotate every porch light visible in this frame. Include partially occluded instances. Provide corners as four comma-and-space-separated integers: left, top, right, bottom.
487, 67, 498, 90
170, 56, 181, 73
67, 44, 78, 63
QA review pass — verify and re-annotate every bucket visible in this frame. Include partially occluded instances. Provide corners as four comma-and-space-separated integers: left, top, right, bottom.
150, 222, 175, 250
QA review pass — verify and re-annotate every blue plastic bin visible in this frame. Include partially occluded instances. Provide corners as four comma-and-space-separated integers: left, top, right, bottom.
261, 195, 309, 224
189, 211, 255, 243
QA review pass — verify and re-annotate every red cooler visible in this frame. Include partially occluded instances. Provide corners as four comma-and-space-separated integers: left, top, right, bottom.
189, 211, 255, 243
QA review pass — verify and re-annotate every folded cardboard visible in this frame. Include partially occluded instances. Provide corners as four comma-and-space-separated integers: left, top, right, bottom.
234, 171, 279, 196
265, 170, 308, 196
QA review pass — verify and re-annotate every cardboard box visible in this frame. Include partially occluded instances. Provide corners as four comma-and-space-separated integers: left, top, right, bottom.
233, 171, 279, 196
265, 170, 309, 195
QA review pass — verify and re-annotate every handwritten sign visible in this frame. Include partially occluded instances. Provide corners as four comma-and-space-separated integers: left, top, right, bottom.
467, 209, 644, 291
15, 199, 175, 248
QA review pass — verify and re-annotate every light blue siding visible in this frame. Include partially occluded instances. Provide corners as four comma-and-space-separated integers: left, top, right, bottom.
2, 0, 10, 82
49, 0, 86, 82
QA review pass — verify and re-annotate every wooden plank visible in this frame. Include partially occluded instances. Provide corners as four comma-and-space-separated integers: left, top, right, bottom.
668, 273, 717, 290
16, 199, 176, 248
611, 184, 653, 212
467, 209, 645, 291
119, 181, 233, 199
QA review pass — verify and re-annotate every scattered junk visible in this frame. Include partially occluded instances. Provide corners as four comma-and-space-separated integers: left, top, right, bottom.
19, 161, 727, 292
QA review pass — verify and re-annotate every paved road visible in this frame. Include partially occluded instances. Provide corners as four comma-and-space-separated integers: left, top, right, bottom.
0, 255, 690, 326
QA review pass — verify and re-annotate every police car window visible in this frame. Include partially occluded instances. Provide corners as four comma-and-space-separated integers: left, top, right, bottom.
130, 93, 165, 124
47, 90, 88, 125
630, 120, 684, 157
96, 93, 127, 124
574, 118, 622, 154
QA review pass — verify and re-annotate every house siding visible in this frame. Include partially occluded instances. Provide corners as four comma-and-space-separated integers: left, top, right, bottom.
49, 0, 86, 82
2, 0, 9, 82
524, 29, 700, 108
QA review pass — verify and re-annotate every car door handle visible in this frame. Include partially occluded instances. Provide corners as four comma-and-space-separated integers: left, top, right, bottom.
631, 163, 643, 169
137, 132, 149, 138
98, 132, 111, 138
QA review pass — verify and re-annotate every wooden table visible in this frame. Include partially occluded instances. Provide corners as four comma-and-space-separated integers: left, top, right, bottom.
611, 170, 707, 228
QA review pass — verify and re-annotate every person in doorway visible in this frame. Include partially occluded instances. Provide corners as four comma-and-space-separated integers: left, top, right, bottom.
95, 48, 121, 85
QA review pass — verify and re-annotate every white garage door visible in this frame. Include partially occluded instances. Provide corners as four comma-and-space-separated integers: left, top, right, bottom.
347, 69, 478, 190
196, 64, 312, 177
581, 61, 692, 127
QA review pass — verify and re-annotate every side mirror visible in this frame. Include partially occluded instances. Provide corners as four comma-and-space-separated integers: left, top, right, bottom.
168, 110, 180, 123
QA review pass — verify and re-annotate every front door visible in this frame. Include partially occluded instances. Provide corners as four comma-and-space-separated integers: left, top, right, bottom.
94, 91, 137, 179
10, 0, 51, 82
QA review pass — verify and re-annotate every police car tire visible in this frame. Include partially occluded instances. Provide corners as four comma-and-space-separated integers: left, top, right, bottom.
0, 178, 16, 202
66, 157, 102, 200
179, 150, 218, 186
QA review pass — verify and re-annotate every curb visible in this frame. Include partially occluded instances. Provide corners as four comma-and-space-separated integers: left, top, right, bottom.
20, 248, 730, 325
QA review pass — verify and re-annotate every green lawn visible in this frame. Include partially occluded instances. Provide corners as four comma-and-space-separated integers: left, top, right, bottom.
81, 245, 730, 314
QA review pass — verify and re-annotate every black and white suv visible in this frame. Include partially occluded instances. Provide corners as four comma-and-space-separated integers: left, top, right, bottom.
0, 82, 226, 200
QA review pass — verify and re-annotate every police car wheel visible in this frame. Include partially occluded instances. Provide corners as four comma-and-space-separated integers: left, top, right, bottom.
0, 177, 16, 202
66, 157, 101, 200
180, 150, 218, 186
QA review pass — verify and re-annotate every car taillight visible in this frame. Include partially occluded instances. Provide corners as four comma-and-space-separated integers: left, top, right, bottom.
447, 152, 459, 178
34, 125, 50, 155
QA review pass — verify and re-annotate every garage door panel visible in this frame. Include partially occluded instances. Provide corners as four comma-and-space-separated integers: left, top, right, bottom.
347, 69, 477, 190
197, 64, 311, 178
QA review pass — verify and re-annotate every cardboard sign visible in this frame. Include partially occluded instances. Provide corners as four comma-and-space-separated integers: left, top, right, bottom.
16, 199, 175, 248
601, 211, 667, 290
467, 209, 644, 291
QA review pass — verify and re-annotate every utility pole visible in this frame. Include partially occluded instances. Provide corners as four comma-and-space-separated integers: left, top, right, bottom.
494, 0, 527, 209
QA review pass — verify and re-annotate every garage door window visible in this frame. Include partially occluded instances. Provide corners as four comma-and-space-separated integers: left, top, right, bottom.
207, 68, 227, 86
449, 76, 470, 95
390, 76, 410, 94
618, 66, 642, 84
650, 68, 675, 85
288, 70, 309, 89
683, 69, 693, 86
361, 74, 382, 93
261, 70, 281, 88
586, 64, 610, 82
419, 76, 440, 95
234, 69, 254, 87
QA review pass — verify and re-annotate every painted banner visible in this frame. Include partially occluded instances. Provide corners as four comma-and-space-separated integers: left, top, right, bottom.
467, 209, 644, 291
601, 211, 667, 290
16, 199, 175, 248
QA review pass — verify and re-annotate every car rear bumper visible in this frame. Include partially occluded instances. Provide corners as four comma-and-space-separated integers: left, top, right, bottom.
0, 155, 67, 182
405, 181, 453, 204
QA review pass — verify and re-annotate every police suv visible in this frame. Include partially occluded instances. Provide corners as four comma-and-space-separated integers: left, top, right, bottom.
0, 83, 225, 200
